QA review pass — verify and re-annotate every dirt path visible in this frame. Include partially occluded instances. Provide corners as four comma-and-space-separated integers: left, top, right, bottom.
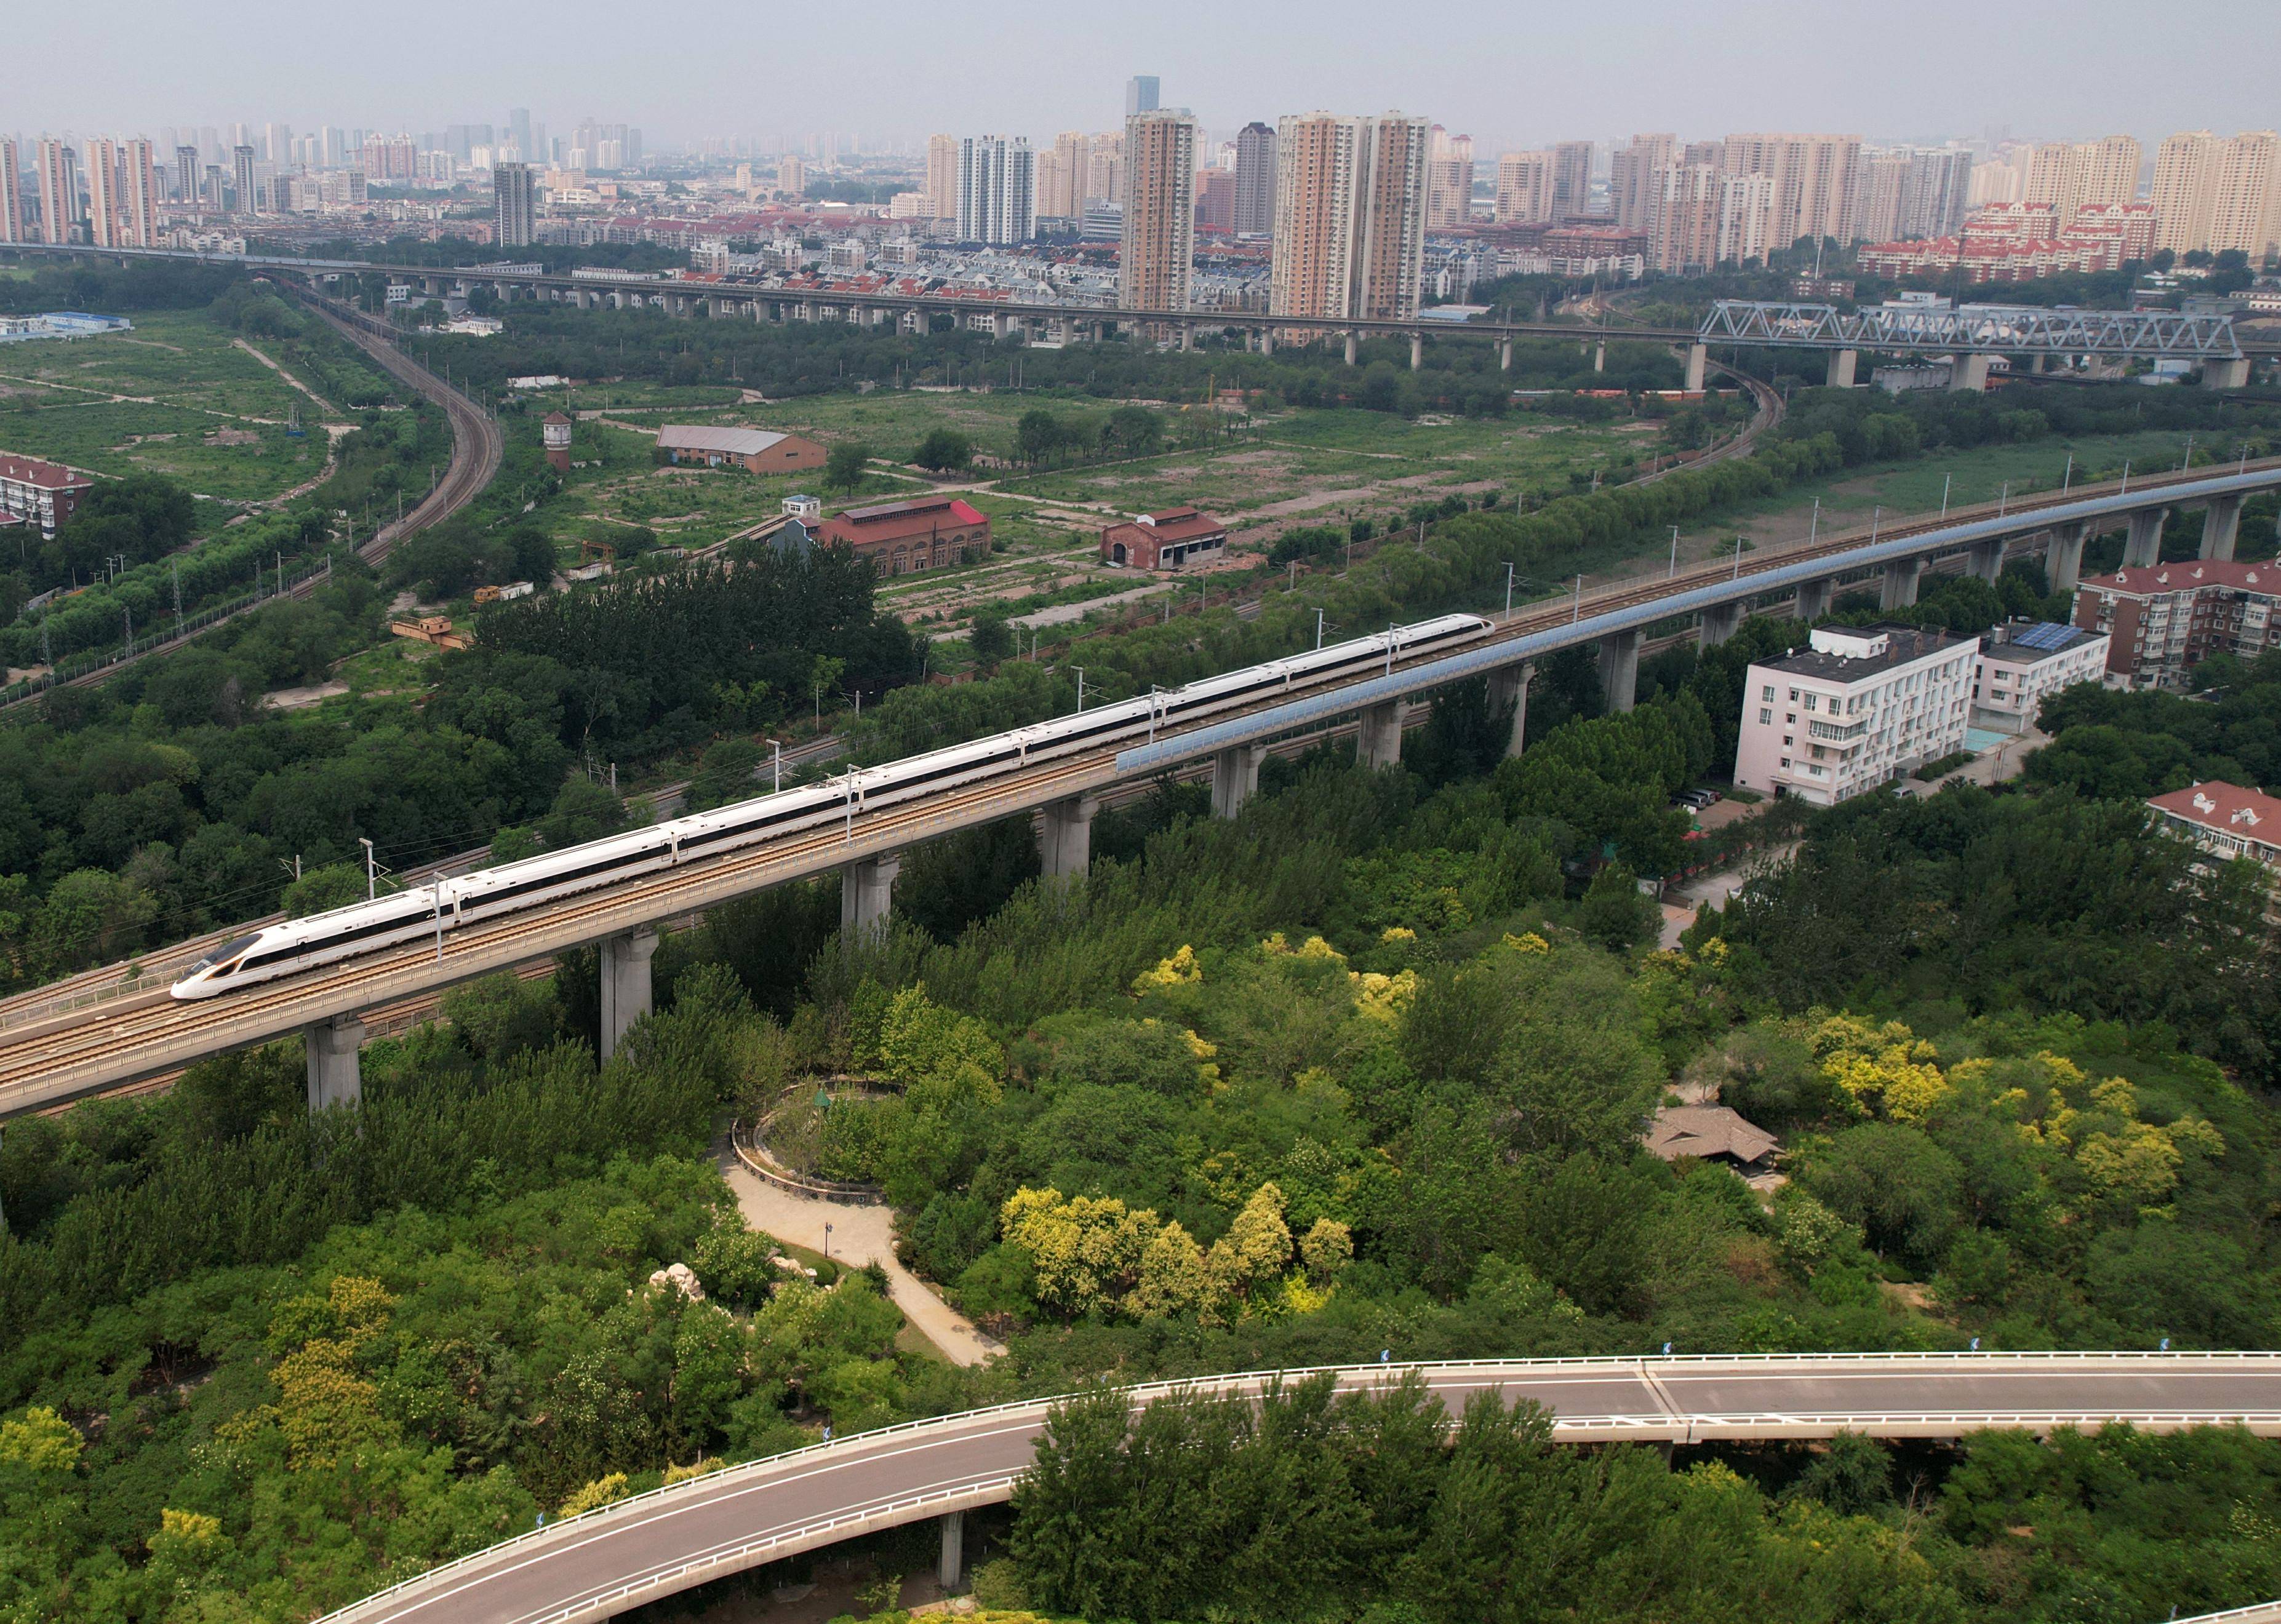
231, 336, 345, 420
717, 1145, 1001, 1367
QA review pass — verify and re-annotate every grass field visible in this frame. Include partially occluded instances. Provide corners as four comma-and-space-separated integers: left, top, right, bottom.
1669, 429, 2226, 567
0, 313, 340, 420
0, 398, 322, 501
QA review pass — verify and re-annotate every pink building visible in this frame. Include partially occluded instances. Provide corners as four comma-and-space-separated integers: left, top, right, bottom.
1733, 624, 1979, 805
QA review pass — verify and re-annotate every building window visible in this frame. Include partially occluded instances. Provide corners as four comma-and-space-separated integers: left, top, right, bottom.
1761, 685, 1774, 702
1758, 708, 1772, 725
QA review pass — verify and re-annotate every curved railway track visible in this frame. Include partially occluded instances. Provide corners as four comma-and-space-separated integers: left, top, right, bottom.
10, 294, 502, 704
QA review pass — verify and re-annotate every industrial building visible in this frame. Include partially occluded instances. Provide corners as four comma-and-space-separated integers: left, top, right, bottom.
653, 424, 826, 474
1099, 506, 1230, 570
817, 495, 989, 575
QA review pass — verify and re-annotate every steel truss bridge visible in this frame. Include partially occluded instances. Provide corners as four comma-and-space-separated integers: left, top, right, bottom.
1699, 299, 2249, 360
9, 244, 2276, 364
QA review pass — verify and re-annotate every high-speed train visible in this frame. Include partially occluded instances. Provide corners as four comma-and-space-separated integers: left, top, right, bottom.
170, 613, 1492, 999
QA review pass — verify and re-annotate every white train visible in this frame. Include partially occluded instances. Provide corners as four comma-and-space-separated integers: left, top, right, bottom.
170, 613, 1492, 1000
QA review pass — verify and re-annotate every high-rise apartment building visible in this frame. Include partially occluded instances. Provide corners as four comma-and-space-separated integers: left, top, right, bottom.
2021, 135, 2140, 230
1234, 122, 1276, 236
1859, 145, 1975, 243
494, 162, 535, 247
36, 139, 79, 244
1196, 168, 1236, 234
1269, 111, 1429, 325
1645, 162, 1720, 273
1716, 172, 1775, 265
1551, 140, 1594, 218
174, 143, 199, 203
0, 141, 23, 245
122, 138, 157, 248
1119, 109, 1196, 311
508, 108, 533, 164
86, 139, 122, 248
957, 135, 1035, 245
1722, 132, 1863, 248
1425, 127, 1474, 230
777, 156, 805, 198
1495, 150, 1554, 223
1126, 76, 1160, 118
1040, 131, 1089, 218
2157, 130, 2281, 260
926, 133, 959, 222
1085, 133, 1124, 205
1608, 132, 1677, 231
233, 144, 259, 213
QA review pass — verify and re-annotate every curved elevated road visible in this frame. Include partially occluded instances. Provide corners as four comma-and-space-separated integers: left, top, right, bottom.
322, 1353, 2281, 1624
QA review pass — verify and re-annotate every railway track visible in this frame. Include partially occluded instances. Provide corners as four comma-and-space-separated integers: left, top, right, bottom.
3, 456, 2272, 1113
9, 293, 502, 704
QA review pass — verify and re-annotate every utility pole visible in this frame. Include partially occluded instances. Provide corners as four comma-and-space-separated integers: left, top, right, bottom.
359, 837, 376, 901
1667, 527, 1679, 576
1504, 561, 1516, 615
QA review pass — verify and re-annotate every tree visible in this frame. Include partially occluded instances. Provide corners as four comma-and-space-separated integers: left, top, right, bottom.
825, 440, 871, 495
911, 429, 972, 471
969, 609, 1015, 668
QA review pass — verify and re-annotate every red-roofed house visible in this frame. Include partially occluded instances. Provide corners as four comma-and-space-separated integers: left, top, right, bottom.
2072, 557, 2281, 687
0, 453, 94, 541
1100, 506, 1231, 571
815, 495, 989, 575
2147, 781, 2281, 873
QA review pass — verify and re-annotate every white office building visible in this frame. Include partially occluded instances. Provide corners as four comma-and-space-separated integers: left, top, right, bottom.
1733, 624, 1979, 805
957, 135, 1035, 246
1970, 621, 2112, 734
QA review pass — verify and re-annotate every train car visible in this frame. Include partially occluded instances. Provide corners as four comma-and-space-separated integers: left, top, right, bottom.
172, 613, 1492, 1000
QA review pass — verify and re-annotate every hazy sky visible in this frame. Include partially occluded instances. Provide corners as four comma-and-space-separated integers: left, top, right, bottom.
18, 0, 2280, 153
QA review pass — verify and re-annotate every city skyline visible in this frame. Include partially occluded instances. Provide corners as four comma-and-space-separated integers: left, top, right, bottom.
10, 0, 2278, 153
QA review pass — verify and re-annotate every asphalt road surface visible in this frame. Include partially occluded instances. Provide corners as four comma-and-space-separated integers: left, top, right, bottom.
322, 1353, 2281, 1624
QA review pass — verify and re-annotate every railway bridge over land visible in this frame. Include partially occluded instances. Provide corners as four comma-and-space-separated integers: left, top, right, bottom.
1, 458, 2276, 1119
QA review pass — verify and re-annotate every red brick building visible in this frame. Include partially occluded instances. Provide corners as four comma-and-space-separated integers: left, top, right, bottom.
2072, 558, 2281, 688
817, 495, 989, 575
0, 453, 94, 541
654, 424, 827, 474
1100, 506, 1230, 570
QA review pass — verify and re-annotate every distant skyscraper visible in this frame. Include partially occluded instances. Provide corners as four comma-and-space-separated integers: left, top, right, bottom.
1119, 109, 1197, 311
494, 162, 535, 247
1234, 121, 1276, 236
957, 135, 1035, 245
174, 143, 199, 203
1608, 133, 1677, 231
777, 156, 805, 197
122, 138, 157, 247
1551, 140, 1594, 218
0, 141, 22, 244
509, 108, 533, 163
1425, 127, 1476, 230
926, 133, 959, 223
1721, 132, 1863, 247
85, 139, 121, 249
2153, 129, 2281, 259
35, 139, 78, 244
1495, 150, 1555, 223
1042, 131, 1089, 218
2023, 135, 2140, 231
1125, 76, 1160, 118
1269, 111, 1429, 324
233, 144, 259, 213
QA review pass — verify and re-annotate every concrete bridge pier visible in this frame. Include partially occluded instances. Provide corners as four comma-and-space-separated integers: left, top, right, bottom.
1826, 348, 1857, 388
1410, 332, 1424, 371
2123, 507, 2168, 569
1037, 795, 1097, 880
1357, 701, 1405, 768
1259, 325, 1274, 356
1499, 335, 1513, 372
1210, 744, 1265, 819
1179, 322, 1194, 352
1598, 629, 1640, 714
2206, 357, 2251, 389
1792, 578, 1834, 621
993, 312, 1012, 341
2201, 495, 2243, 562
938, 1510, 965, 1591
1966, 539, 2006, 584
840, 856, 902, 941
1698, 600, 1743, 649
1684, 342, 1706, 392
1487, 663, 1533, 757
2047, 522, 2089, 592
306, 1014, 364, 1111
1592, 338, 1605, 373
1343, 331, 1358, 366
1949, 353, 1991, 392
1880, 557, 1923, 610
599, 926, 660, 1062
